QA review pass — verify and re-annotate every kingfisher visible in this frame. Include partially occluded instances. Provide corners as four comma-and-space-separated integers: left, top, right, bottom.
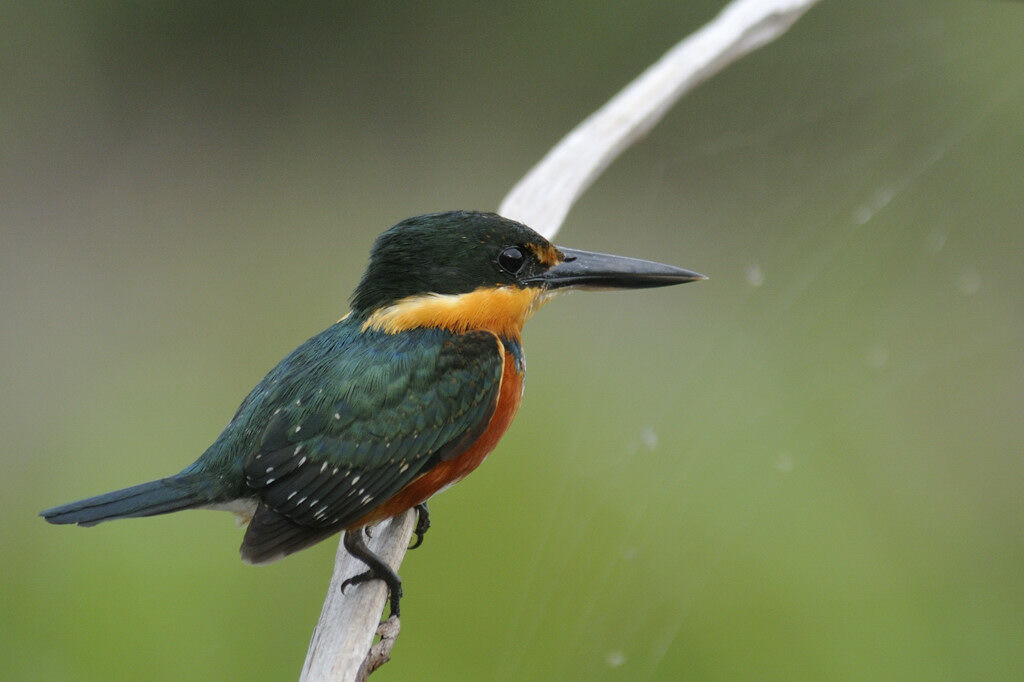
41, 211, 704, 616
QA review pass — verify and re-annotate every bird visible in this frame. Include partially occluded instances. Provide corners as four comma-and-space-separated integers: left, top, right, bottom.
40, 210, 705, 616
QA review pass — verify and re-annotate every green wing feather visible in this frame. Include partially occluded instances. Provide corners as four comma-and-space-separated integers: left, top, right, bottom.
235, 324, 503, 563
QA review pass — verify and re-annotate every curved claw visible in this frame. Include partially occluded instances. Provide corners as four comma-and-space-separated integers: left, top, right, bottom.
341, 570, 374, 594
409, 502, 431, 550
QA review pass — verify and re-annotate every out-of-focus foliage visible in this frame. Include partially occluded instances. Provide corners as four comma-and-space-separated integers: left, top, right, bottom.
3, 2, 1023, 680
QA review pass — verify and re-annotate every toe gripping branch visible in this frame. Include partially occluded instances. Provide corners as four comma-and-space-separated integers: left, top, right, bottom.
410, 502, 430, 550
341, 527, 405, 617
340, 505, 430, 618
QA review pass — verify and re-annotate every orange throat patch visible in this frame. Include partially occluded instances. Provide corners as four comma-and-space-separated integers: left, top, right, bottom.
361, 286, 551, 338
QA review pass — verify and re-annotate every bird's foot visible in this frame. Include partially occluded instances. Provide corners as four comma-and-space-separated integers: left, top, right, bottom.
340, 569, 375, 592
341, 528, 404, 617
409, 502, 430, 550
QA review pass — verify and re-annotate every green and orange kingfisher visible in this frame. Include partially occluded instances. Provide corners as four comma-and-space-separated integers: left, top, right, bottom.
41, 211, 704, 616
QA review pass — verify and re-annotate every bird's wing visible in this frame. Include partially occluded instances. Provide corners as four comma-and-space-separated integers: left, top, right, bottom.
239, 328, 503, 563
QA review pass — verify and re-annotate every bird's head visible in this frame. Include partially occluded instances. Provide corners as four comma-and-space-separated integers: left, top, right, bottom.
352, 211, 704, 338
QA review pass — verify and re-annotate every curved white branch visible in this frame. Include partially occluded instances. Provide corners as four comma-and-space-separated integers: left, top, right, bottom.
300, 512, 417, 681
500, 0, 820, 240
300, 1, 821, 679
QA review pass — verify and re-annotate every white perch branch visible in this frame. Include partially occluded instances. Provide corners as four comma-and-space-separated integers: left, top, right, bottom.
501, 0, 821, 239
300, 1, 821, 679
300, 512, 417, 681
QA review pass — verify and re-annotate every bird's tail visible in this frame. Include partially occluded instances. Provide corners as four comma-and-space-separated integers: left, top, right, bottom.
40, 473, 214, 527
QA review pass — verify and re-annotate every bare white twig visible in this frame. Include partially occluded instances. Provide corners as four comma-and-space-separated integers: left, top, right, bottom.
501, 0, 820, 239
300, 1, 820, 679
300, 512, 416, 681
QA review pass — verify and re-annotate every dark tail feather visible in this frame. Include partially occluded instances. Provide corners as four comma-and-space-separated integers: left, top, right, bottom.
240, 503, 338, 565
40, 474, 212, 527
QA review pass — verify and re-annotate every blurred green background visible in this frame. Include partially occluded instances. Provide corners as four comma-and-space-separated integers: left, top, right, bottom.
3, 1, 1023, 680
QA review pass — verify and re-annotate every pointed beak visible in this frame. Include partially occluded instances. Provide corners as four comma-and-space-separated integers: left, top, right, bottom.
524, 247, 707, 290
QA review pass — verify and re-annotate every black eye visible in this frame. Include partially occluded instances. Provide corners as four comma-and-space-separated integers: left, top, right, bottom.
497, 246, 526, 274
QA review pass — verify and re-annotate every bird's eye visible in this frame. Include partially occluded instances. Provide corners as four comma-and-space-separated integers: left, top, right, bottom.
497, 246, 526, 274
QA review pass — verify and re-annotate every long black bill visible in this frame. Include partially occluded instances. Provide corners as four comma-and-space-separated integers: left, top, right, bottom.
526, 247, 707, 290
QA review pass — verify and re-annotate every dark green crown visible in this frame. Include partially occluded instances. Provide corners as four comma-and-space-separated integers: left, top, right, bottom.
350, 211, 555, 314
